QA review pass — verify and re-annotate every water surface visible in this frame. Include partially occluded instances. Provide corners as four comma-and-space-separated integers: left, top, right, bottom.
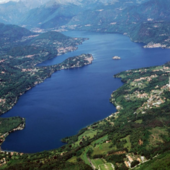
1, 31, 170, 153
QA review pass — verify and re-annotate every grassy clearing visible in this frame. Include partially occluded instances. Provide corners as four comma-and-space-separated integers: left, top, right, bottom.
91, 159, 105, 168
79, 129, 98, 139
80, 146, 91, 166
92, 135, 108, 145
99, 163, 115, 170
67, 156, 77, 163
120, 135, 131, 151
135, 119, 143, 124
92, 142, 115, 156
74, 129, 98, 147
147, 127, 169, 148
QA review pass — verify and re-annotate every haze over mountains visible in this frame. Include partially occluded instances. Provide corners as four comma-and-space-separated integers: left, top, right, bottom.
0, 0, 168, 47
0, 0, 169, 47
0, 0, 150, 28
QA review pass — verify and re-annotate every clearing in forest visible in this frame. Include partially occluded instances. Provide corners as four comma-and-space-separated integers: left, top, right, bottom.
98, 163, 115, 170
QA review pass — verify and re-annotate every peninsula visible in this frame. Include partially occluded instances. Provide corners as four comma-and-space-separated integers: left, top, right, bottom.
0, 24, 88, 116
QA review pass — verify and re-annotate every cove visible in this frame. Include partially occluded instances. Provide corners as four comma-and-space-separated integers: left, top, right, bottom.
1, 31, 170, 153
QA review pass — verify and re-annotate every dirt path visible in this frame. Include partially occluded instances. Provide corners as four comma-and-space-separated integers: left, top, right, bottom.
105, 164, 109, 169
111, 163, 115, 170
88, 157, 96, 170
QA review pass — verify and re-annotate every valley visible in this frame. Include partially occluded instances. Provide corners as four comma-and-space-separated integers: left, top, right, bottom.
1, 30, 170, 170
0, 0, 170, 170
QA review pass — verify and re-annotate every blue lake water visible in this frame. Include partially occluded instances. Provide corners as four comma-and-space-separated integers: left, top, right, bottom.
1, 31, 170, 153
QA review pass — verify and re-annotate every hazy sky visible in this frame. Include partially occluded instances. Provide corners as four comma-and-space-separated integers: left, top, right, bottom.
0, 0, 19, 3
0, 0, 82, 4
0, 0, 77, 4
0, 0, 117, 5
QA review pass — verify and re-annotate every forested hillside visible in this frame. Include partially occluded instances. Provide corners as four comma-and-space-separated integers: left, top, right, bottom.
0, 23, 88, 115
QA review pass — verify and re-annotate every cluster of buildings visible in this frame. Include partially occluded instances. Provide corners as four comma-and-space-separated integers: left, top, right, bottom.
124, 153, 147, 168
57, 46, 77, 55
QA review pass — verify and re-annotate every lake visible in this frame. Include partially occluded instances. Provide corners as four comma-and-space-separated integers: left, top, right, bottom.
1, 31, 170, 153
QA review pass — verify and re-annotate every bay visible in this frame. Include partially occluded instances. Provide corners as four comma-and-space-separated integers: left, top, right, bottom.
1, 31, 170, 153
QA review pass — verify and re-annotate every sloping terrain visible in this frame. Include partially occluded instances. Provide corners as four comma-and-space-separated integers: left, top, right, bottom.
0, 23, 88, 115
66, 0, 170, 47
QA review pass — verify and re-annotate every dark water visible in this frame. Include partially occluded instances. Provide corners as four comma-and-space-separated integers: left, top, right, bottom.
1, 31, 170, 153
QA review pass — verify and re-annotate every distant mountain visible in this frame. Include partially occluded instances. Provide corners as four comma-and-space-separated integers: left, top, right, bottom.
20, 0, 49, 9
0, 23, 32, 37
67, 0, 154, 27
0, 0, 149, 29
65, 0, 170, 47
0, 1, 28, 24
112, 0, 170, 23
0, 0, 169, 32
67, 0, 170, 26
20, 2, 83, 29
20, 0, 149, 29
0, 23, 34, 49
0, 0, 53, 25
19, 0, 107, 29
0, 0, 82, 26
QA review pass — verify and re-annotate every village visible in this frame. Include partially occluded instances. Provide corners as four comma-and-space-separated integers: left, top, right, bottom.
113, 65, 170, 115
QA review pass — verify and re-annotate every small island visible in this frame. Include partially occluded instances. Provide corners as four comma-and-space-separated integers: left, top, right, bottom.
113, 56, 121, 60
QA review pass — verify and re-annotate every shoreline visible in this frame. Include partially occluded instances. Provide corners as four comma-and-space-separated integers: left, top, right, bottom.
0, 54, 93, 154
0, 120, 25, 153
0, 38, 88, 117
63, 28, 170, 50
